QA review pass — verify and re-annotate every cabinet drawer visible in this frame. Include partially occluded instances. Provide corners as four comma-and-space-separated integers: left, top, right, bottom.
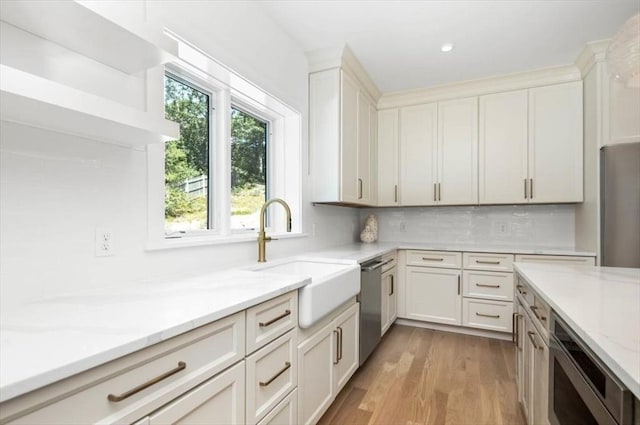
531, 295, 551, 340
462, 299, 513, 333
515, 254, 595, 266
406, 250, 462, 269
246, 330, 297, 425
381, 251, 397, 273
463, 252, 514, 271
247, 291, 298, 354
3, 312, 245, 425
515, 276, 535, 306
256, 388, 297, 425
463, 270, 514, 301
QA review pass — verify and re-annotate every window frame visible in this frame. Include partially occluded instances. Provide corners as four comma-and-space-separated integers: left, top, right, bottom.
145, 32, 303, 250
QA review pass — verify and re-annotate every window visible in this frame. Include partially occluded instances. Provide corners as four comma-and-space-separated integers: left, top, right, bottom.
164, 74, 213, 233
230, 108, 268, 231
147, 34, 302, 249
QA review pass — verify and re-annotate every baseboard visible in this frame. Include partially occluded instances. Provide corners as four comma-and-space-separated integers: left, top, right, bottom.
395, 318, 512, 341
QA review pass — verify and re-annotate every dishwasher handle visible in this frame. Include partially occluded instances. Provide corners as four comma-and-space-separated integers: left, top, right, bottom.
361, 258, 393, 272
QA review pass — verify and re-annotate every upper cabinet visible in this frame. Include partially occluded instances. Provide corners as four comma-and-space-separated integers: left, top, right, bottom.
479, 82, 583, 204
0, 1, 179, 146
310, 68, 377, 205
437, 97, 479, 205
377, 109, 399, 206
528, 82, 583, 203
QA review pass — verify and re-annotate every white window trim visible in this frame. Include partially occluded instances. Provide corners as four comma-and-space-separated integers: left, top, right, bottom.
146, 32, 303, 251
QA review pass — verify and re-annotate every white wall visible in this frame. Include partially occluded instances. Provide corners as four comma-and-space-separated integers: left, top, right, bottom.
360, 205, 576, 248
0, 1, 360, 311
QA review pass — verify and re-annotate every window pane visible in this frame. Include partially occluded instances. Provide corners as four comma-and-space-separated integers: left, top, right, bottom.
230, 108, 267, 231
164, 75, 210, 233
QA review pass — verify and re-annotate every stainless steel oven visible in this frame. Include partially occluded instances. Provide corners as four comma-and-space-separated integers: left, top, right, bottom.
549, 312, 634, 425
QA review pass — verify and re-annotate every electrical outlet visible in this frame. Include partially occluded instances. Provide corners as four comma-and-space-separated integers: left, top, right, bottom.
496, 221, 509, 235
399, 221, 406, 232
95, 227, 113, 257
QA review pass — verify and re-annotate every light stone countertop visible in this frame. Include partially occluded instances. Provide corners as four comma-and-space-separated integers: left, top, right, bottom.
0, 241, 597, 404
513, 263, 640, 399
0, 269, 310, 403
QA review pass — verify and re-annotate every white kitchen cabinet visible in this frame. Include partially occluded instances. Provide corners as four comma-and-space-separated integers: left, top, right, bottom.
256, 389, 297, 425
405, 266, 461, 326
479, 89, 529, 204
514, 299, 528, 422
515, 254, 595, 266
310, 68, 377, 205
377, 108, 399, 206
145, 361, 245, 425
399, 103, 437, 205
297, 302, 359, 425
528, 81, 583, 203
381, 266, 398, 336
437, 97, 479, 205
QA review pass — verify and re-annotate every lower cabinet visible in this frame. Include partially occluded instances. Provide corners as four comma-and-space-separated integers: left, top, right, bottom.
138, 362, 246, 425
405, 266, 461, 325
381, 265, 398, 336
297, 302, 359, 425
256, 389, 298, 425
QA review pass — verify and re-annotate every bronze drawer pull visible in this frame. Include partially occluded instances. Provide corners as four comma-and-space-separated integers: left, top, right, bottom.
527, 331, 542, 350
516, 285, 527, 295
476, 312, 500, 319
475, 260, 501, 265
259, 309, 291, 327
259, 362, 291, 387
476, 283, 501, 288
333, 330, 340, 364
422, 257, 444, 261
529, 305, 547, 322
107, 361, 186, 402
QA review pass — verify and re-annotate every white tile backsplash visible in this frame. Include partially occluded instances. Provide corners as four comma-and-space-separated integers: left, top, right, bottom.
360, 205, 575, 248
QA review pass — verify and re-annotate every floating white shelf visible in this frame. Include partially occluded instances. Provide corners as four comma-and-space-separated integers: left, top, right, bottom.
0, 65, 179, 147
0, 0, 178, 74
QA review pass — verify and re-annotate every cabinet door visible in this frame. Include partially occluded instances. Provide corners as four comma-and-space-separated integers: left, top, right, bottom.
148, 361, 245, 425
400, 103, 437, 205
388, 268, 398, 328
528, 81, 583, 203
377, 109, 398, 206
381, 269, 390, 335
405, 266, 461, 325
357, 90, 372, 204
479, 90, 528, 204
333, 303, 359, 393
340, 70, 359, 203
437, 97, 478, 205
514, 300, 527, 419
532, 332, 550, 425
522, 313, 535, 424
297, 322, 334, 425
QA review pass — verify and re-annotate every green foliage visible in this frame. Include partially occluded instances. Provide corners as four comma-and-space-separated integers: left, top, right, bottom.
231, 108, 266, 189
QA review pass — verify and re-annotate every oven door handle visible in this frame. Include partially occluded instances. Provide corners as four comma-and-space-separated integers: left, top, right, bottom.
549, 336, 619, 425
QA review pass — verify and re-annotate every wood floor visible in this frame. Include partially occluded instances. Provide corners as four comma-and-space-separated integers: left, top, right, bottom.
318, 325, 526, 425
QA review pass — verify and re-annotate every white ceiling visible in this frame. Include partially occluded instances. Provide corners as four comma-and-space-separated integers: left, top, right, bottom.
259, 0, 640, 93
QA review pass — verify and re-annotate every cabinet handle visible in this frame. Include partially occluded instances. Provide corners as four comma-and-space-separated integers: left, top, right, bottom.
333, 330, 340, 364
358, 178, 363, 199
527, 331, 542, 350
433, 183, 437, 202
529, 178, 533, 199
475, 260, 501, 265
338, 326, 343, 361
476, 312, 500, 319
524, 178, 528, 199
516, 284, 527, 295
438, 183, 441, 201
529, 305, 547, 322
457, 275, 461, 295
476, 283, 500, 288
394, 185, 398, 203
259, 362, 291, 387
389, 275, 394, 296
422, 257, 444, 262
107, 361, 187, 402
259, 309, 291, 327
512, 313, 519, 346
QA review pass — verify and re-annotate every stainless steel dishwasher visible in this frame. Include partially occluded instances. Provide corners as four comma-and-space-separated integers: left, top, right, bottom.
358, 257, 391, 365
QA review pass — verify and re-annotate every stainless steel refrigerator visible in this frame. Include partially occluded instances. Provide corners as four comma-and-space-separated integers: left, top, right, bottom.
600, 142, 640, 267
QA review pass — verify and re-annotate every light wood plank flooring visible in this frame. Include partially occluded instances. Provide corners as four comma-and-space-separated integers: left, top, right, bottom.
318, 324, 525, 425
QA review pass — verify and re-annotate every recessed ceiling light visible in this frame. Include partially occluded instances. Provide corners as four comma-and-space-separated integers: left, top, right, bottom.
441, 43, 454, 53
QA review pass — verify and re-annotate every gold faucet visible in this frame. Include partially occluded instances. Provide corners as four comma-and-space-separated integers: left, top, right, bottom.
258, 198, 292, 262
